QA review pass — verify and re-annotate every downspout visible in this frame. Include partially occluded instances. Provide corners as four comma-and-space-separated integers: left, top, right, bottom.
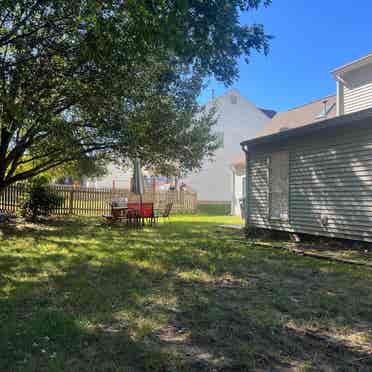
336, 80, 344, 116
241, 144, 249, 226
333, 74, 346, 116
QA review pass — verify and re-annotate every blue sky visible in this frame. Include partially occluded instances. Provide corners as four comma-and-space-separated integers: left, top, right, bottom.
199, 0, 372, 112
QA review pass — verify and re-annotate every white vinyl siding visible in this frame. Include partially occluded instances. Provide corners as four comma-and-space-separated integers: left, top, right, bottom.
342, 63, 372, 115
344, 81, 372, 114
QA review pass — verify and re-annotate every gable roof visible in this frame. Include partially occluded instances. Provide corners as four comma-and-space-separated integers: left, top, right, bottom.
332, 53, 372, 77
259, 108, 277, 119
257, 94, 337, 137
204, 89, 276, 121
241, 107, 372, 149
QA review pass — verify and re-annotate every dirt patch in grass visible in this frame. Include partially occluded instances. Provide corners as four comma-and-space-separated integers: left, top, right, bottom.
248, 228, 372, 267
294, 239, 372, 263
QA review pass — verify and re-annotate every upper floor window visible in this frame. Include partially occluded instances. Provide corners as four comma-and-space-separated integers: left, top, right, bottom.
230, 95, 238, 104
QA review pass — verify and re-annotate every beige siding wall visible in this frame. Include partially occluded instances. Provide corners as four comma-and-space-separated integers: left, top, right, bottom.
343, 64, 372, 114
247, 123, 372, 242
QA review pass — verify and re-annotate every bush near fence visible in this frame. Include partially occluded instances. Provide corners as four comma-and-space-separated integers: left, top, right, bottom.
0, 184, 198, 216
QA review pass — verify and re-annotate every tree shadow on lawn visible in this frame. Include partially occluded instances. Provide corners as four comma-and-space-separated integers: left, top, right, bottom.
1, 218, 372, 371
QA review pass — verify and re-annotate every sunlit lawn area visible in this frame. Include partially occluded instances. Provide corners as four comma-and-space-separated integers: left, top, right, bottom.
1, 215, 372, 371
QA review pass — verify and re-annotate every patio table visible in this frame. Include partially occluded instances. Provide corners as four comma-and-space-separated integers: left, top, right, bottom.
104, 202, 155, 227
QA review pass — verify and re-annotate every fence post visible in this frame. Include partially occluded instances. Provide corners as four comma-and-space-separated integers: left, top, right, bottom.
0, 184, 198, 216
69, 189, 74, 215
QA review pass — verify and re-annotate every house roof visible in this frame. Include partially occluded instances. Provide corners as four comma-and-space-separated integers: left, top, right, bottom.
259, 108, 277, 119
232, 95, 335, 166
332, 53, 372, 77
241, 107, 372, 149
257, 94, 337, 137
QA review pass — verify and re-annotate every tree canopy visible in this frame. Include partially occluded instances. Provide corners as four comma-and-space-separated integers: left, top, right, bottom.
0, 0, 271, 188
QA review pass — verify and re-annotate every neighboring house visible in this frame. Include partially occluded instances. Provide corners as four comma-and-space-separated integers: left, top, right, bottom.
231, 153, 246, 216
242, 53, 372, 242
85, 163, 132, 189
89, 89, 274, 199
86, 164, 162, 190
183, 89, 275, 204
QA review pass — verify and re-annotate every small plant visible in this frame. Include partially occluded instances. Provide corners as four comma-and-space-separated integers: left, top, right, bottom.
21, 177, 64, 220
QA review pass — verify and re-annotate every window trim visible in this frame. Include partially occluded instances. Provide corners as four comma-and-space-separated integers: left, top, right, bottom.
230, 94, 238, 104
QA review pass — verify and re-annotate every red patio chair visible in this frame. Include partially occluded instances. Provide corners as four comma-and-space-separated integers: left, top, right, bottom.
127, 202, 141, 227
126, 202, 155, 226
140, 202, 154, 225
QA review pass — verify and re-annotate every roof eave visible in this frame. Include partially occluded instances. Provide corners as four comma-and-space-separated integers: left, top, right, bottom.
240, 107, 372, 149
332, 53, 372, 77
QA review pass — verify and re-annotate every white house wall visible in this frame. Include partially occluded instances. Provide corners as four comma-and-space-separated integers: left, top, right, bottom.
183, 90, 269, 202
87, 163, 132, 189
343, 64, 372, 114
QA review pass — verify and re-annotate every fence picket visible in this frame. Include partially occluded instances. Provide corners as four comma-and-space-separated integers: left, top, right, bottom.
0, 184, 197, 216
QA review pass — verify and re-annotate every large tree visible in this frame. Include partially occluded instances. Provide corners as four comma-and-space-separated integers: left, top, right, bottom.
0, 0, 271, 189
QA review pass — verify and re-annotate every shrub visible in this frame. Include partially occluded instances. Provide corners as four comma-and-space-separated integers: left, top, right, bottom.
21, 177, 64, 220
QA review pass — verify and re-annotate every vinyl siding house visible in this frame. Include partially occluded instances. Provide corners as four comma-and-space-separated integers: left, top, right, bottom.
86, 163, 132, 189
183, 89, 274, 204
231, 153, 246, 216
88, 89, 274, 203
242, 53, 372, 242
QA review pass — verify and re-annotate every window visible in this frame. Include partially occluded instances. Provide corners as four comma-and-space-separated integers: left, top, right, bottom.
269, 151, 289, 220
242, 176, 246, 198
230, 95, 238, 104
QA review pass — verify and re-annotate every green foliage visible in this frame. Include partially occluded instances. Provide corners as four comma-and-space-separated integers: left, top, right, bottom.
48, 156, 108, 183
21, 177, 64, 219
0, 1, 271, 189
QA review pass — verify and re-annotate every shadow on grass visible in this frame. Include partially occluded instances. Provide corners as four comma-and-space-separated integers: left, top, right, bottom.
1, 217, 372, 371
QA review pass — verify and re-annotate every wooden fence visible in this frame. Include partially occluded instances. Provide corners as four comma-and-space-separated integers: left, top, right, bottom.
0, 184, 198, 216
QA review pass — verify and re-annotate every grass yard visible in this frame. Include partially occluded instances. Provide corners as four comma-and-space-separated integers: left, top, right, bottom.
196, 203, 231, 216
1, 215, 372, 371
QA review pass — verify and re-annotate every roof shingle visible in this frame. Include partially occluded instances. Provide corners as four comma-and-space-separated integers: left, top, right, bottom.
257, 94, 337, 137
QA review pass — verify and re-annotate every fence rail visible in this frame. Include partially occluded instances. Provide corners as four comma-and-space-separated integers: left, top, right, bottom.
0, 184, 197, 216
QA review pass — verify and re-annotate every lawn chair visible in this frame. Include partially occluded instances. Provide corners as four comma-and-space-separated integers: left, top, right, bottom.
126, 202, 155, 227
153, 202, 173, 224
140, 202, 155, 226
126, 202, 141, 227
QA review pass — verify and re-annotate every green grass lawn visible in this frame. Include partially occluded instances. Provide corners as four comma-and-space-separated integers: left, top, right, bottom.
1, 215, 371, 371
196, 203, 231, 216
